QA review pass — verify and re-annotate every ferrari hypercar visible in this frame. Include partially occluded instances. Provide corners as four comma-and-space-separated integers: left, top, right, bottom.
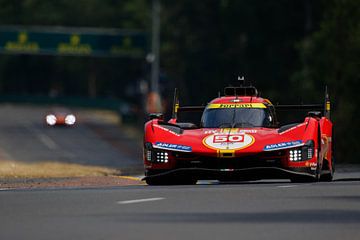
143, 84, 334, 185
45, 108, 76, 126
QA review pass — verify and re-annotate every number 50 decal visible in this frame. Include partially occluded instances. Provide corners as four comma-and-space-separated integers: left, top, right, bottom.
213, 135, 245, 143
204, 133, 255, 150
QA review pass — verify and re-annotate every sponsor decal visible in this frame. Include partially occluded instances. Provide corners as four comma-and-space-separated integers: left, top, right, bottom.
237, 129, 257, 134
154, 142, 192, 152
207, 103, 266, 109
203, 133, 255, 150
204, 129, 257, 134
309, 162, 317, 167
309, 162, 317, 170
264, 140, 303, 151
204, 130, 219, 134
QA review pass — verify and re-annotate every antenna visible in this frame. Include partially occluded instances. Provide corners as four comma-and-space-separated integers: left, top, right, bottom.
172, 88, 179, 119
238, 76, 245, 86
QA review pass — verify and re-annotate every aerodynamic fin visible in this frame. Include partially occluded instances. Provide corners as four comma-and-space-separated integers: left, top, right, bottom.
172, 88, 179, 119
324, 86, 331, 119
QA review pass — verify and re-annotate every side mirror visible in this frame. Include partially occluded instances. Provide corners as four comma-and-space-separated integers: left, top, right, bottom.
307, 111, 322, 118
148, 113, 164, 120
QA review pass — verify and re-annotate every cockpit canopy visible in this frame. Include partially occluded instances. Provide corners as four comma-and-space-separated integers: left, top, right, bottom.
201, 103, 275, 128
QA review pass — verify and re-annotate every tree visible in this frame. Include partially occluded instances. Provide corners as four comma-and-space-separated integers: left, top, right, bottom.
161, 0, 323, 104
294, 0, 360, 162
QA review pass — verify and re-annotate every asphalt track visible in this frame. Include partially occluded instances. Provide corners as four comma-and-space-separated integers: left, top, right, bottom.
1, 176, 360, 240
0, 104, 142, 172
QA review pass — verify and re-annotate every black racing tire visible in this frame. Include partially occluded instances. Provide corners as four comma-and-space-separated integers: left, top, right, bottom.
315, 123, 322, 181
321, 127, 335, 182
320, 172, 333, 182
320, 157, 334, 182
145, 177, 167, 185
172, 178, 198, 185
145, 177, 197, 186
290, 175, 317, 183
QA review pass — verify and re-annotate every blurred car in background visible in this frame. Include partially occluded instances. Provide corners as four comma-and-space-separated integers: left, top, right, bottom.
45, 108, 76, 126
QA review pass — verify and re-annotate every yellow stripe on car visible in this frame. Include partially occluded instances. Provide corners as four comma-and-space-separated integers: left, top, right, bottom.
207, 103, 266, 109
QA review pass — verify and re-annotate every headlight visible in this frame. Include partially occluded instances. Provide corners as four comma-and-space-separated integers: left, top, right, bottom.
46, 114, 57, 126
289, 149, 302, 161
65, 114, 76, 125
144, 143, 170, 164
155, 151, 169, 163
288, 140, 314, 162
146, 150, 169, 163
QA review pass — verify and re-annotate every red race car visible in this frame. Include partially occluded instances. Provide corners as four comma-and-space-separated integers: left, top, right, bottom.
143, 83, 334, 185
45, 108, 77, 126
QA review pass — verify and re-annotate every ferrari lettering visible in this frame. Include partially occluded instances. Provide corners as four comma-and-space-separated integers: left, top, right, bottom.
207, 103, 266, 109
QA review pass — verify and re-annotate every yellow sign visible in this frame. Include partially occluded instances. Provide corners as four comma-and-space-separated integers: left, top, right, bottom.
57, 34, 92, 54
207, 103, 266, 109
4, 32, 39, 53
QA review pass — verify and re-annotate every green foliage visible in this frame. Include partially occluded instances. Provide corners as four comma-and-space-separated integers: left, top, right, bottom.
161, 0, 323, 103
294, 0, 360, 162
0, 0, 150, 28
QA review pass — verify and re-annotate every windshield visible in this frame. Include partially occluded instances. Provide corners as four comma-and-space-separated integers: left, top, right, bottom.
201, 107, 273, 128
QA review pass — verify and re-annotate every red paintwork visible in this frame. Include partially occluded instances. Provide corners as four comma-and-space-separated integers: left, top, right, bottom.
143, 94, 333, 181
55, 115, 66, 125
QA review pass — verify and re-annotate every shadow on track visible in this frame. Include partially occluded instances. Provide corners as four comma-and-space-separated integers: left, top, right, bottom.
106, 209, 360, 224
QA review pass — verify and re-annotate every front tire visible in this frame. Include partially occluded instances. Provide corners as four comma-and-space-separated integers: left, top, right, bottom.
290, 175, 317, 183
320, 157, 334, 182
145, 177, 167, 185
145, 176, 197, 185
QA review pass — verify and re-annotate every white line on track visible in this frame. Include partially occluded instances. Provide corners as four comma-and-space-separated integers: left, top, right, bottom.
277, 182, 314, 188
277, 185, 299, 188
117, 197, 165, 205
24, 124, 59, 150
38, 133, 58, 150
